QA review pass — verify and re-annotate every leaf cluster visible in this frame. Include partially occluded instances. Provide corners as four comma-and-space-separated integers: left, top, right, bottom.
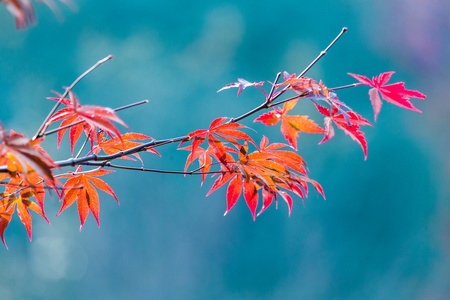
0, 24, 426, 249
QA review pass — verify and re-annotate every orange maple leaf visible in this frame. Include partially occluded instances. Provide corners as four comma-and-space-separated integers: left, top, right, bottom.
0, 176, 49, 249
93, 132, 160, 162
254, 99, 325, 150
0, 126, 56, 185
57, 169, 118, 230
206, 137, 324, 220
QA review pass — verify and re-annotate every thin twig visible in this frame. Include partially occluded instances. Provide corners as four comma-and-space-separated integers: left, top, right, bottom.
298, 27, 347, 78
75, 130, 92, 159
230, 28, 347, 124
267, 72, 282, 101
34, 55, 113, 140
329, 83, 360, 91
54, 166, 103, 178
270, 95, 302, 108
78, 161, 230, 176
271, 27, 347, 103
229, 72, 282, 123
113, 99, 149, 112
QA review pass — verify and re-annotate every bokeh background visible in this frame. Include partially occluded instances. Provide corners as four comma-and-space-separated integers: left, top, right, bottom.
0, 0, 449, 299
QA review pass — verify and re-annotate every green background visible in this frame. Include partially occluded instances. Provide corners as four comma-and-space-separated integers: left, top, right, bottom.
0, 0, 448, 299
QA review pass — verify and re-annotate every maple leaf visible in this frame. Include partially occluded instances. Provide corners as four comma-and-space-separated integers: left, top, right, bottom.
275, 72, 321, 96
46, 91, 128, 154
57, 169, 118, 230
181, 117, 257, 168
217, 78, 265, 97
348, 72, 426, 121
254, 99, 325, 150
1, 0, 37, 29
206, 138, 324, 220
316, 103, 373, 159
0, 126, 56, 185
1, 0, 73, 29
255, 135, 307, 176
179, 144, 237, 186
93, 132, 160, 162
0, 176, 49, 249
276, 74, 353, 125
307, 81, 354, 126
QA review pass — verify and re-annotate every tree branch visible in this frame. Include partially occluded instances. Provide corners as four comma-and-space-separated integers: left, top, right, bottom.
78, 161, 229, 176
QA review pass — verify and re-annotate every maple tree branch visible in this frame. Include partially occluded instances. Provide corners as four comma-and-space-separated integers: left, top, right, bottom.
329, 83, 360, 91
230, 102, 269, 124
270, 95, 302, 108
268, 72, 282, 100
20, 29, 349, 176
189, 162, 224, 174
78, 161, 229, 176
229, 28, 347, 124
54, 167, 103, 178
34, 55, 114, 140
270, 27, 347, 103
298, 27, 347, 79
229, 72, 282, 123
41, 99, 148, 137
0, 135, 190, 174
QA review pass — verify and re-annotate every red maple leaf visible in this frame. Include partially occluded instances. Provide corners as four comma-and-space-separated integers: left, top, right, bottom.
275, 72, 321, 96
181, 117, 257, 168
93, 132, 160, 162
315, 103, 372, 159
254, 99, 325, 150
46, 91, 127, 155
1, 0, 73, 29
57, 169, 118, 230
179, 144, 238, 186
348, 72, 426, 121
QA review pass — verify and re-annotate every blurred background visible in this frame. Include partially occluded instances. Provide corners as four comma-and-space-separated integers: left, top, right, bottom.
0, 0, 449, 299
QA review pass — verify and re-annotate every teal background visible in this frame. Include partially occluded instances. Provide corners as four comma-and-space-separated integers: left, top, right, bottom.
0, 0, 449, 299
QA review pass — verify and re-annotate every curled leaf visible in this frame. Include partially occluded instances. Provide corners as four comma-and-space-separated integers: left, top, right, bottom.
218, 78, 265, 96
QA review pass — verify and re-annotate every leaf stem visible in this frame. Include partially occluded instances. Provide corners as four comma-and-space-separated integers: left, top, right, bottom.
75, 130, 92, 160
